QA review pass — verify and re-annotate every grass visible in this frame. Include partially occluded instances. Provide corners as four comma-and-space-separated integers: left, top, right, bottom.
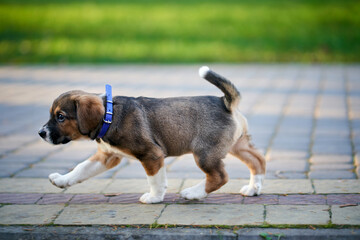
0, 0, 359, 63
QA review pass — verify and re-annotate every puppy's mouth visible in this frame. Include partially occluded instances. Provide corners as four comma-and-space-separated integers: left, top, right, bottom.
59, 137, 71, 144
38, 126, 71, 145
51, 136, 72, 145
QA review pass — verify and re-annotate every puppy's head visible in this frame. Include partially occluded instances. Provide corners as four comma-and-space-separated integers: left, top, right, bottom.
39, 90, 105, 145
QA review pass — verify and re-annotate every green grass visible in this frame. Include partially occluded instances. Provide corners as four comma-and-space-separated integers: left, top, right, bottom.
0, 0, 359, 63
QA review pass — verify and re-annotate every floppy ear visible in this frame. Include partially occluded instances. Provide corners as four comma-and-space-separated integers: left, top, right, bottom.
76, 95, 105, 138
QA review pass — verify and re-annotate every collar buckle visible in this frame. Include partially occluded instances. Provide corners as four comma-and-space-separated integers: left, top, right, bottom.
103, 119, 112, 124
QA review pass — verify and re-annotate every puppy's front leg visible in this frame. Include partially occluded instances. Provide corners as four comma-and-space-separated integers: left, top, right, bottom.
49, 150, 121, 188
139, 162, 167, 204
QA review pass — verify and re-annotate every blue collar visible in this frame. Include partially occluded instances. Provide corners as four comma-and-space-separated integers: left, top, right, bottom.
97, 84, 113, 138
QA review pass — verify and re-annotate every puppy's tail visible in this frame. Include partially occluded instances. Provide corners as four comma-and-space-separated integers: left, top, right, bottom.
199, 66, 241, 112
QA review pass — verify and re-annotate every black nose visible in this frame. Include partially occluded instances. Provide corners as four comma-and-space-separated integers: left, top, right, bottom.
38, 129, 46, 139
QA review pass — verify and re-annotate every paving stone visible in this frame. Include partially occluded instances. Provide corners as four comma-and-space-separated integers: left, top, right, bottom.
266, 171, 307, 179
266, 205, 330, 225
314, 134, 350, 143
12, 140, 58, 160
279, 194, 326, 205
310, 164, 354, 171
225, 168, 250, 179
185, 179, 314, 194
0, 204, 64, 225
244, 195, 278, 204
104, 179, 147, 194
0, 193, 44, 204
15, 167, 70, 178
262, 179, 314, 194
224, 156, 251, 179
316, 118, 349, 129
181, 179, 249, 194
314, 180, 360, 194
266, 159, 308, 172
103, 179, 183, 194
166, 171, 205, 179
268, 150, 308, 160
158, 204, 264, 225
0, 134, 36, 154
202, 194, 243, 204
45, 146, 94, 163
313, 137, 351, 146
167, 155, 201, 173
37, 194, 74, 205
34, 161, 76, 169
271, 141, 310, 152
0, 155, 42, 164
309, 170, 356, 179
114, 161, 148, 178
70, 194, 109, 204
162, 193, 181, 203
55, 204, 164, 225
0, 163, 27, 177
310, 154, 353, 164
332, 205, 360, 225
276, 126, 312, 136
175, 193, 244, 204
312, 143, 352, 155
0, 178, 63, 193
327, 194, 360, 205
94, 165, 122, 179
63, 179, 111, 194
108, 193, 142, 204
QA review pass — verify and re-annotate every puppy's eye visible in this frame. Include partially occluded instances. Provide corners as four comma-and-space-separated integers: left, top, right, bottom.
57, 113, 65, 122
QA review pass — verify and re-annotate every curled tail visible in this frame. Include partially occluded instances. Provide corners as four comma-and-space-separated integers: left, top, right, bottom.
199, 66, 241, 112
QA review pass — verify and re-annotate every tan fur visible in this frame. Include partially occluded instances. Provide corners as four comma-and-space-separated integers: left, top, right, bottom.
58, 119, 82, 140
193, 154, 229, 194
90, 148, 122, 169
205, 170, 229, 193
230, 134, 266, 175
142, 158, 164, 176
53, 106, 61, 115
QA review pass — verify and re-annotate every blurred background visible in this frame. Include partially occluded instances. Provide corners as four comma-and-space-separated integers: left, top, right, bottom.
0, 0, 359, 64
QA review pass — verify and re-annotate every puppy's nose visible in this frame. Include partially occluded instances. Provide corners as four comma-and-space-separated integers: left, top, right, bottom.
38, 129, 47, 139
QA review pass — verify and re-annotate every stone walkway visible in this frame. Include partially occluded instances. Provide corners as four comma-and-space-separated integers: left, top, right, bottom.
0, 65, 359, 237
0, 178, 359, 226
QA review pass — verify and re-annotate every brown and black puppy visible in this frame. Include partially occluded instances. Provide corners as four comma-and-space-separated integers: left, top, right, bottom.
39, 66, 266, 203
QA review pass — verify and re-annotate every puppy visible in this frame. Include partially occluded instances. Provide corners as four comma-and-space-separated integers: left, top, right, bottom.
38, 66, 266, 203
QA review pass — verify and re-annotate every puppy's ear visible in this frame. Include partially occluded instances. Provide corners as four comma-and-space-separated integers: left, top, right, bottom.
76, 95, 105, 139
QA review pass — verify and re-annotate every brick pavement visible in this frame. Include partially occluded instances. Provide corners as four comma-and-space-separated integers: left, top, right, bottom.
0, 65, 359, 230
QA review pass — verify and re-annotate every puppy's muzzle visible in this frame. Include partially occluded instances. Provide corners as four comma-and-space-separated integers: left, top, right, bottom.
38, 126, 52, 143
38, 128, 47, 139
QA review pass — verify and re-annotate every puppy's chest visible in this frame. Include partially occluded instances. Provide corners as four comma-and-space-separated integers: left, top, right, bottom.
98, 139, 138, 160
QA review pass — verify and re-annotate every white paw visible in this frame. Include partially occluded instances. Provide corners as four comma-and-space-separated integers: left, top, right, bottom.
139, 192, 164, 204
240, 174, 264, 196
48, 173, 73, 188
240, 184, 261, 196
180, 185, 207, 200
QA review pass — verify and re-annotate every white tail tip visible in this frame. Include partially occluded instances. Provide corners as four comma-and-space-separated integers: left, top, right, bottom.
199, 66, 210, 78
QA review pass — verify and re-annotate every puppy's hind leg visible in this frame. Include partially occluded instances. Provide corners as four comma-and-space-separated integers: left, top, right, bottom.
180, 153, 228, 200
49, 150, 122, 188
230, 134, 266, 196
